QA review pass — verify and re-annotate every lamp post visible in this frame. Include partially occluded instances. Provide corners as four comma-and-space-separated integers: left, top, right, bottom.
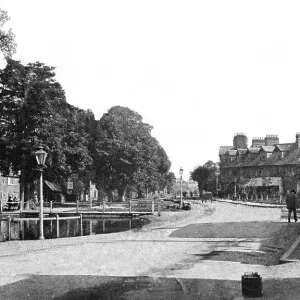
215, 167, 220, 197
233, 177, 237, 200
34, 146, 48, 240
179, 167, 183, 208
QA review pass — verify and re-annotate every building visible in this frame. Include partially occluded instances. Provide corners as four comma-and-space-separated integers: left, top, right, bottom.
219, 133, 300, 200
0, 172, 20, 205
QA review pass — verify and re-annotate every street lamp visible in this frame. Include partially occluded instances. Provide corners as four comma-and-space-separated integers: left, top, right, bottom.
215, 166, 220, 196
233, 177, 237, 200
179, 167, 183, 208
34, 146, 48, 240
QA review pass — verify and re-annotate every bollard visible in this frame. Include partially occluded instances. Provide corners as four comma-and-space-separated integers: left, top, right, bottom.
76, 201, 79, 214
50, 201, 53, 214
56, 214, 60, 238
7, 217, 11, 241
79, 214, 83, 236
151, 200, 154, 214
158, 200, 162, 217
102, 201, 105, 213
242, 272, 262, 298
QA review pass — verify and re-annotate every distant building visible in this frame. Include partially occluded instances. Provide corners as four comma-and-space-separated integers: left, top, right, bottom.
0, 172, 20, 204
219, 133, 300, 199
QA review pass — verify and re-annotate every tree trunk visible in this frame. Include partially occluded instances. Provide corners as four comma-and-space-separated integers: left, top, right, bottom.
106, 189, 114, 202
117, 186, 127, 202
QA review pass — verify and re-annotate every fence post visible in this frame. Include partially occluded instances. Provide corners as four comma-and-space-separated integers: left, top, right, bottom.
79, 214, 83, 236
56, 214, 60, 238
158, 200, 161, 217
129, 200, 132, 213
50, 201, 53, 214
102, 201, 105, 213
76, 201, 79, 214
151, 200, 154, 214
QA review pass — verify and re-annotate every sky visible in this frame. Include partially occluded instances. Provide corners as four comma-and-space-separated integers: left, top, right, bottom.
1, 1, 300, 180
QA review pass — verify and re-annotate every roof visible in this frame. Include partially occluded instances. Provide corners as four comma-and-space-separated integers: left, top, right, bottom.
248, 147, 260, 153
242, 177, 282, 187
219, 146, 233, 155
227, 150, 237, 156
275, 144, 292, 152
44, 181, 62, 192
260, 146, 275, 152
277, 147, 300, 165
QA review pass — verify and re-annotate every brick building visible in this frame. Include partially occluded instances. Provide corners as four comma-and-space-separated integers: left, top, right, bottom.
219, 133, 300, 200
0, 172, 20, 205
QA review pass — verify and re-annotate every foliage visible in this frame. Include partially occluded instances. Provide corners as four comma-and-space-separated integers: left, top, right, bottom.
0, 59, 95, 198
95, 106, 171, 201
0, 9, 16, 58
190, 165, 210, 196
165, 172, 176, 193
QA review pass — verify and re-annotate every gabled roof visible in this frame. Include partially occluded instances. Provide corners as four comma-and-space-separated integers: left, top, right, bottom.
277, 148, 300, 165
275, 144, 292, 152
219, 146, 233, 155
260, 146, 275, 153
248, 147, 260, 153
44, 181, 62, 192
227, 150, 237, 156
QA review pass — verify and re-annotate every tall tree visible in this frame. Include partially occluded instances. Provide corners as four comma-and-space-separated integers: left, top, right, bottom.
0, 9, 16, 58
190, 166, 210, 197
95, 106, 171, 201
0, 59, 94, 199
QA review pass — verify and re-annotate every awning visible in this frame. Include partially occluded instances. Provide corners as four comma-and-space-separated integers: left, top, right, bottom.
242, 177, 282, 187
44, 180, 62, 192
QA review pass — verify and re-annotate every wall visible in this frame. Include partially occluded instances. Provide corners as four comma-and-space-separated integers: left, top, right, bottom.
0, 175, 20, 203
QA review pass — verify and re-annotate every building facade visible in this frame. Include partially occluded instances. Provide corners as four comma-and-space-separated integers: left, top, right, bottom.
0, 172, 20, 204
219, 133, 300, 200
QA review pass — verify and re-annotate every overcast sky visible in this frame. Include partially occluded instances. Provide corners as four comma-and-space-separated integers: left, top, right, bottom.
1, 1, 300, 180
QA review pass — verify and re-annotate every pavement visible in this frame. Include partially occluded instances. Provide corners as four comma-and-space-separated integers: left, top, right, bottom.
0, 200, 300, 299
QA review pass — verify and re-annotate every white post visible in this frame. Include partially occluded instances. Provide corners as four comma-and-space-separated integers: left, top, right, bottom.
79, 214, 83, 236
151, 200, 154, 213
50, 201, 53, 214
129, 200, 132, 213
56, 214, 60, 238
102, 201, 105, 213
0, 198, 2, 213
39, 170, 44, 240
180, 176, 182, 208
7, 216, 11, 241
76, 201, 79, 213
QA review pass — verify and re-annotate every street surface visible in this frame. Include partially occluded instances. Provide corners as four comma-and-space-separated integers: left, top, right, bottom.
0, 201, 300, 299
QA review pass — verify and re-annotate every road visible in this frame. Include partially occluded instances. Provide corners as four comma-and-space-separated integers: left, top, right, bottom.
0, 201, 300, 299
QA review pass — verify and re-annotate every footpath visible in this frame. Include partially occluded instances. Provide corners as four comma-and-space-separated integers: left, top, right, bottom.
1, 201, 300, 299
214, 198, 300, 263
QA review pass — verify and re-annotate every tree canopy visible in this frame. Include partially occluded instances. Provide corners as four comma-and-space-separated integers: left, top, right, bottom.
0, 59, 95, 197
95, 106, 171, 201
0, 9, 16, 58
190, 165, 210, 196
